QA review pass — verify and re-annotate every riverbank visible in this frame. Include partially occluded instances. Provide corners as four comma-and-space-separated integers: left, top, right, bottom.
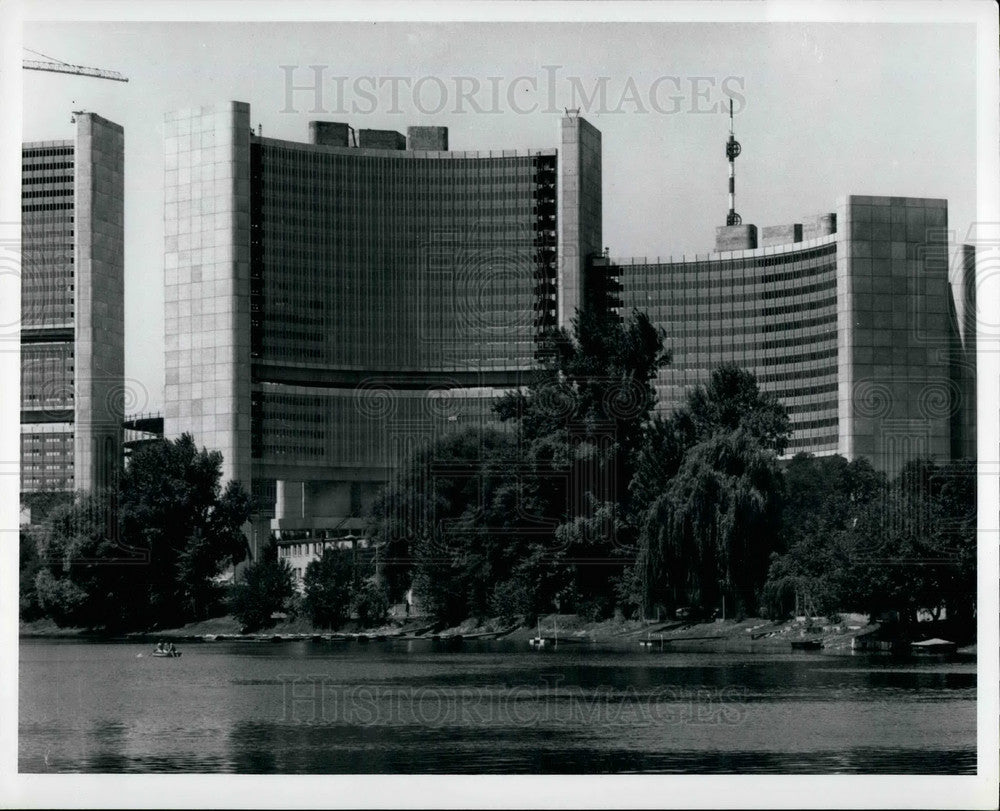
20, 612, 919, 654
22, 611, 978, 655
497, 613, 882, 653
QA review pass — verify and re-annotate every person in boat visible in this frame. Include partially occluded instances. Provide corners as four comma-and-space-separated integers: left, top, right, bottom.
167, 643, 176, 655
155, 642, 165, 654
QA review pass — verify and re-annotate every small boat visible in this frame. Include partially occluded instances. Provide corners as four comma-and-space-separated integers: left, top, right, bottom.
910, 638, 957, 655
791, 639, 823, 650
530, 618, 560, 649
151, 650, 182, 658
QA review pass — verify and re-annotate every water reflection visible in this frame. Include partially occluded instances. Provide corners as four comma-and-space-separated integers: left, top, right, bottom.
20, 640, 976, 774
84, 720, 129, 772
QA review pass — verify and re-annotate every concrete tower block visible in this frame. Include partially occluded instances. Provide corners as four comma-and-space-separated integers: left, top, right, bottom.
802, 213, 837, 240
762, 223, 802, 247
714, 224, 758, 252
557, 115, 602, 326
406, 126, 448, 151
309, 121, 350, 147
73, 112, 124, 495
358, 129, 406, 150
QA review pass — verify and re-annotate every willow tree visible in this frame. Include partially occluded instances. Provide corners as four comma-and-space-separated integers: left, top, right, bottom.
635, 365, 790, 618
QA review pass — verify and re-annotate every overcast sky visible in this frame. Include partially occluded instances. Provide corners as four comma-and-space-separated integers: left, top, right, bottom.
20, 19, 979, 413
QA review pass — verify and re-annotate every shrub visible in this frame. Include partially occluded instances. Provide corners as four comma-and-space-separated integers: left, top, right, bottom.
228, 557, 295, 633
33, 569, 89, 627
352, 580, 390, 628
303, 548, 355, 629
489, 577, 532, 622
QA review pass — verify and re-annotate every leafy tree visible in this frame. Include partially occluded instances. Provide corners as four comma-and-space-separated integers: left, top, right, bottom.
303, 546, 357, 629
33, 569, 89, 626
20, 490, 72, 526
372, 427, 527, 624
118, 434, 251, 625
228, 554, 296, 633
633, 364, 791, 501
639, 428, 784, 617
762, 456, 975, 628
369, 304, 669, 625
932, 459, 977, 625
846, 458, 975, 627
496, 305, 668, 489
762, 454, 885, 618
28, 434, 251, 631
19, 526, 45, 621
352, 579, 390, 628
678, 364, 793, 455
488, 574, 535, 622
629, 413, 691, 517
491, 306, 670, 618
634, 365, 790, 618
31, 491, 132, 629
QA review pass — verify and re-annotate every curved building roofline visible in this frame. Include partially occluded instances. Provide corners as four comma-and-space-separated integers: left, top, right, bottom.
252, 134, 557, 160
612, 231, 837, 266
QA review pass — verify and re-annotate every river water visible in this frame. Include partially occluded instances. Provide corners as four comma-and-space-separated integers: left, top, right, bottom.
19, 638, 976, 774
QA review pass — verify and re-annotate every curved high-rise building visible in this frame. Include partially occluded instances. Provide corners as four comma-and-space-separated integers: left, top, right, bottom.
163, 102, 974, 565
613, 197, 976, 475
164, 102, 601, 556
618, 233, 842, 457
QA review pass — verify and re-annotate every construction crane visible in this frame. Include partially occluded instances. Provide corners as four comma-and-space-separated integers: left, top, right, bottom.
22, 48, 128, 82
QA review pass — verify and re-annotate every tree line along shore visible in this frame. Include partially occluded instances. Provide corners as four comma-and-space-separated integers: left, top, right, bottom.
20, 305, 976, 644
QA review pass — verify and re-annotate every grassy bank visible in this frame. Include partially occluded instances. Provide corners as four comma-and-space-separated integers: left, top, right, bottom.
496, 613, 880, 652
19, 618, 108, 638
22, 612, 974, 656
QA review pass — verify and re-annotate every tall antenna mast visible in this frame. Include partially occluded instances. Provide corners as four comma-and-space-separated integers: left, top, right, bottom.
726, 98, 742, 225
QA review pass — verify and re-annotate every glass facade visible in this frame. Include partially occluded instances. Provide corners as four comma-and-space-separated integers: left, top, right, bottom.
616, 196, 971, 475
619, 237, 841, 455
164, 103, 599, 549
20, 114, 125, 500
251, 141, 544, 374
21, 141, 76, 494
248, 139, 562, 485
163, 104, 972, 541
247, 137, 562, 488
